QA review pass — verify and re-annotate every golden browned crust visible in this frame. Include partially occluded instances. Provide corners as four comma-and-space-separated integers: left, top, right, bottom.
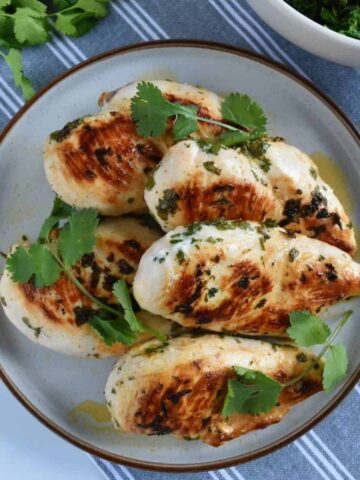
18, 231, 148, 330
164, 256, 357, 335
170, 180, 279, 225
164, 93, 223, 139
279, 194, 355, 256
130, 361, 322, 446
53, 114, 162, 193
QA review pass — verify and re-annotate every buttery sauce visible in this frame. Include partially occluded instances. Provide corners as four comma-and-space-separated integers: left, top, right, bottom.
69, 400, 111, 422
310, 152, 353, 213
310, 152, 360, 259
68, 400, 122, 435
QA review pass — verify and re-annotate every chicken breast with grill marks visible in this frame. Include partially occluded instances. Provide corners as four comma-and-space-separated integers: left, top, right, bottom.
98, 80, 223, 140
0, 217, 172, 357
133, 221, 360, 336
145, 139, 356, 255
105, 334, 323, 446
44, 112, 166, 216
44, 81, 223, 216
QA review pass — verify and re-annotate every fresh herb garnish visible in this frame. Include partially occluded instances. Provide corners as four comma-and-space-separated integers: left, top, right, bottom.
0, 1, 111, 100
156, 189, 180, 221
286, 1, 360, 40
176, 250, 186, 265
222, 367, 282, 416
6, 196, 150, 346
288, 247, 300, 262
22, 316, 42, 339
203, 161, 221, 175
130, 81, 267, 144
222, 310, 351, 416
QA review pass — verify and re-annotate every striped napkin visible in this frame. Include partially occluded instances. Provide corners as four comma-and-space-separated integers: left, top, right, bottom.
1, 1, 359, 479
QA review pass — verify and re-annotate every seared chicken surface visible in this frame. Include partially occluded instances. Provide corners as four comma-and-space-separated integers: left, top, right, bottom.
45, 81, 223, 215
105, 334, 323, 446
133, 221, 360, 336
98, 80, 223, 141
145, 140, 355, 255
44, 112, 165, 216
0, 217, 172, 357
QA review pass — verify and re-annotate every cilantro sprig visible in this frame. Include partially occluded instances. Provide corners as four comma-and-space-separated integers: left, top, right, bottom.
222, 310, 352, 417
0, 1, 110, 100
130, 81, 267, 146
5, 196, 149, 346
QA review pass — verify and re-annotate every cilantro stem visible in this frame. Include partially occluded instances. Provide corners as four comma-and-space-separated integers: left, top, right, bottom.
172, 103, 240, 132
63, 268, 121, 316
50, 247, 125, 319
189, 115, 239, 132
48, 6, 77, 17
282, 310, 352, 388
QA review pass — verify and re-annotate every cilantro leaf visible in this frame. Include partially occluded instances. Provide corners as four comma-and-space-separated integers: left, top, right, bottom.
222, 367, 281, 416
173, 111, 198, 140
39, 196, 74, 241
6, 243, 61, 287
13, 0, 47, 14
55, 11, 99, 37
0, 1, 110, 101
221, 93, 267, 134
58, 208, 99, 267
28, 243, 61, 287
113, 279, 144, 333
218, 130, 250, 147
3, 49, 35, 101
6, 245, 36, 284
287, 311, 331, 346
130, 82, 269, 143
13, 7, 48, 45
131, 81, 176, 137
54, 12, 82, 36
0, 16, 20, 49
73, 0, 108, 18
88, 314, 136, 346
54, 0, 109, 36
323, 344, 348, 392
52, 0, 78, 8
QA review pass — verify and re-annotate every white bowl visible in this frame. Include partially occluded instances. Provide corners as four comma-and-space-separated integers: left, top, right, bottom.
249, 0, 360, 67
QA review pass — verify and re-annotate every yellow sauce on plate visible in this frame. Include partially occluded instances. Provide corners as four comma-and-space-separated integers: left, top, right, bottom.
69, 400, 111, 423
68, 400, 122, 435
310, 152, 352, 213
310, 152, 360, 259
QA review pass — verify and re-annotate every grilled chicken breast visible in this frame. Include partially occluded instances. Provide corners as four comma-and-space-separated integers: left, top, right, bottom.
44, 112, 166, 216
44, 81, 223, 216
133, 221, 360, 336
105, 334, 323, 446
98, 80, 223, 142
0, 217, 172, 357
145, 140, 355, 255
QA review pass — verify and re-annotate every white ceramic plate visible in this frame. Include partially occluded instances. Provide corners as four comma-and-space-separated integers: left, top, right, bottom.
0, 41, 359, 472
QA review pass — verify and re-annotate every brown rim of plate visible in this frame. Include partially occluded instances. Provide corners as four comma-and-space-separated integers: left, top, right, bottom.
0, 39, 359, 472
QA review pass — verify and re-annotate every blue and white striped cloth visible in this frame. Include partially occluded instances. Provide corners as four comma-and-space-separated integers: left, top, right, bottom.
1, 1, 359, 479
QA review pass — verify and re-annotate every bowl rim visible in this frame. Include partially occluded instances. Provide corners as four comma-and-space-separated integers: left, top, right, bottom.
265, 0, 360, 48
0, 39, 360, 472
